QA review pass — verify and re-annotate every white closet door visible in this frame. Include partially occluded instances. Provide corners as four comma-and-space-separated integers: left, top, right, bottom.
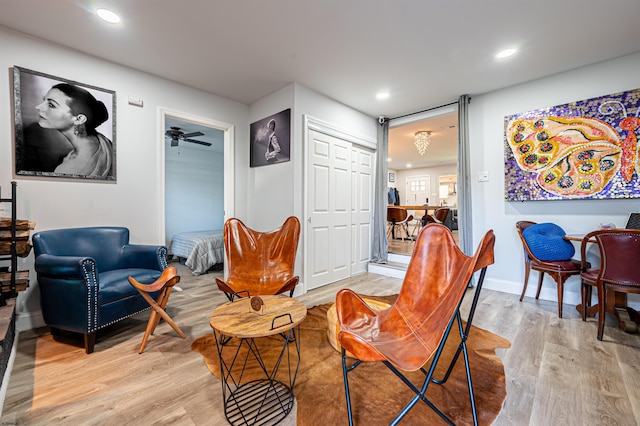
307, 130, 351, 289
351, 145, 373, 275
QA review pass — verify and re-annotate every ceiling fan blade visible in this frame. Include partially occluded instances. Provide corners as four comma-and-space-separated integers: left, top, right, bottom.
182, 131, 204, 139
185, 138, 212, 146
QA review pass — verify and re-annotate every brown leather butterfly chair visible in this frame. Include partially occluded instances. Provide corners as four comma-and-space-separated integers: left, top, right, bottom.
336, 225, 494, 425
215, 216, 300, 301
580, 229, 640, 340
516, 221, 582, 318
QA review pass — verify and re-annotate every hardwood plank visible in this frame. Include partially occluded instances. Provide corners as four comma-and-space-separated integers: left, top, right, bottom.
2, 263, 640, 425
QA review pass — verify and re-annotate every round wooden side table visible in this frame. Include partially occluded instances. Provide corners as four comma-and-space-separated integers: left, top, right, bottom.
210, 295, 307, 425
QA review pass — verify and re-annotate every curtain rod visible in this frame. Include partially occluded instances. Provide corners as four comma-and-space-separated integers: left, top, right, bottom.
388, 101, 458, 122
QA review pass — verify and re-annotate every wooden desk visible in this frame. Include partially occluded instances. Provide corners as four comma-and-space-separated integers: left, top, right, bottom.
210, 295, 306, 425
395, 205, 441, 211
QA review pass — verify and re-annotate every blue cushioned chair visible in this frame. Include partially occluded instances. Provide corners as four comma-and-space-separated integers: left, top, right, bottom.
516, 221, 582, 318
33, 227, 168, 353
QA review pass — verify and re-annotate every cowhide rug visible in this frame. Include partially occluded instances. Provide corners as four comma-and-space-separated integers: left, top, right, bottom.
192, 295, 510, 425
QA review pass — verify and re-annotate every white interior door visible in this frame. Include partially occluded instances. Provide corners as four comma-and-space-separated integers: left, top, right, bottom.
351, 145, 373, 275
307, 130, 352, 290
406, 175, 430, 205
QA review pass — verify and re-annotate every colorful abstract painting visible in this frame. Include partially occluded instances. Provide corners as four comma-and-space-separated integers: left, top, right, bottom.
504, 88, 640, 201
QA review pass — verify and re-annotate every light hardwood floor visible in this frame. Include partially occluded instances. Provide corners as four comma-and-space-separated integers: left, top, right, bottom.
2, 264, 640, 425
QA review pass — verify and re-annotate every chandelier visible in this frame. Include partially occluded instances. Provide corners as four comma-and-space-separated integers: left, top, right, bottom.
414, 131, 431, 156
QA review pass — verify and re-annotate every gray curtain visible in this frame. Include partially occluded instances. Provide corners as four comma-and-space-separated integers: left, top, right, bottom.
457, 94, 473, 256
371, 118, 389, 263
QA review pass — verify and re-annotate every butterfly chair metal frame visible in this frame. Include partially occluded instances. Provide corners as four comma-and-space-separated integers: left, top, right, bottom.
337, 225, 493, 426
128, 265, 185, 354
515, 221, 582, 318
429, 230, 495, 425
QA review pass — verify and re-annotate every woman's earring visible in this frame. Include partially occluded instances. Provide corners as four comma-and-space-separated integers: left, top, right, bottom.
73, 125, 86, 137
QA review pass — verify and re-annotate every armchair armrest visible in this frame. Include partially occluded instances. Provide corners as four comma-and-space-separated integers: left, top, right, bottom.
120, 244, 167, 270
35, 254, 96, 278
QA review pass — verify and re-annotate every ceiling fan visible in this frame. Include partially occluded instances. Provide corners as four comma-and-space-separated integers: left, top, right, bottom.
165, 126, 211, 147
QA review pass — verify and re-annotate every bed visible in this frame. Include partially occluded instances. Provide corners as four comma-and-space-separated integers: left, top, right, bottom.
170, 230, 224, 275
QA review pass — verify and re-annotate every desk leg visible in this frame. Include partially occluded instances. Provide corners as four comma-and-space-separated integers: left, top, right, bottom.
576, 291, 638, 333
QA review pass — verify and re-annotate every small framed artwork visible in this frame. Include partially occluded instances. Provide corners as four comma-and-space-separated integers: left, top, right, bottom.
250, 108, 291, 167
389, 172, 395, 183
13, 66, 116, 181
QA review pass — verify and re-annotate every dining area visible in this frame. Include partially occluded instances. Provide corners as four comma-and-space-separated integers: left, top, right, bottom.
387, 205, 458, 254
515, 214, 640, 341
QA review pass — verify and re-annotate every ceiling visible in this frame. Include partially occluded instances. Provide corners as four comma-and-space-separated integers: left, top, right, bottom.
3, 1, 639, 168
388, 111, 458, 170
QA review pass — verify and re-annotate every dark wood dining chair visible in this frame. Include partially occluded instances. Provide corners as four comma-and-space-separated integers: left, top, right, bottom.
585, 229, 640, 340
386, 206, 413, 241
515, 221, 582, 318
579, 230, 600, 322
424, 207, 450, 226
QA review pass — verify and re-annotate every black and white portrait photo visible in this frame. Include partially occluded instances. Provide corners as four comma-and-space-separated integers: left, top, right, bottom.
250, 108, 291, 167
13, 66, 116, 181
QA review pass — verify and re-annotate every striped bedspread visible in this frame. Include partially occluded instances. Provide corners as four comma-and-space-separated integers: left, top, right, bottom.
170, 230, 224, 275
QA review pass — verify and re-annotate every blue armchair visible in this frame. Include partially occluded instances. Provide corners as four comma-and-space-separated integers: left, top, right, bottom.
33, 227, 168, 353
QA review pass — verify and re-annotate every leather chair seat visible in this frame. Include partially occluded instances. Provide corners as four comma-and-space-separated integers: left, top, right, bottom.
530, 258, 581, 272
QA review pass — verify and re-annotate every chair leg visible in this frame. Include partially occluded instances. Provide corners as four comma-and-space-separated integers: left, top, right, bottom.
84, 332, 96, 354
535, 272, 544, 300
520, 263, 531, 301
581, 282, 588, 322
556, 276, 564, 318
597, 285, 606, 341
136, 288, 185, 353
341, 349, 354, 426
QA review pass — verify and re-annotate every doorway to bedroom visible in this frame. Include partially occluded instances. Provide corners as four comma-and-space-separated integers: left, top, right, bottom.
160, 109, 235, 275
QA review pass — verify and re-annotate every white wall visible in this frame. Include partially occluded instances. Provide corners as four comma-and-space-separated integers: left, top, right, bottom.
0, 26, 249, 329
469, 52, 640, 307
247, 83, 377, 291
247, 85, 296, 231
165, 145, 225, 247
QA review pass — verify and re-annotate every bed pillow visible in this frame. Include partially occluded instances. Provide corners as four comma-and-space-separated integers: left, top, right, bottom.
521, 222, 575, 261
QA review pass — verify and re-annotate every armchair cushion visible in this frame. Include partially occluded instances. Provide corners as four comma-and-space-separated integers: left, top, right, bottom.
522, 222, 575, 261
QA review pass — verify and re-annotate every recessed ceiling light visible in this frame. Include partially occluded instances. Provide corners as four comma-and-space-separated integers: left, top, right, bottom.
496, 48, 517, 59
387, 158, 392, 162
96, 8, 121, 24
406, 164, 412, 168
376, 92, 390, 100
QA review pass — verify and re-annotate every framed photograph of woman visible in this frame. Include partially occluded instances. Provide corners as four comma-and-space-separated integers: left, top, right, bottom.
12, 66, 116, 181
250, 108, 291, 167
